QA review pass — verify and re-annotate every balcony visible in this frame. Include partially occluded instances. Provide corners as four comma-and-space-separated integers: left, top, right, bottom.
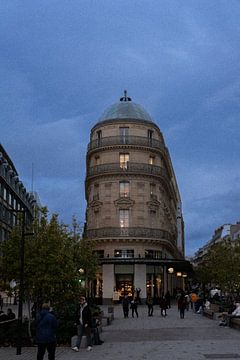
87, 136, 166, 153
85, 227, 175, 244
87, 162, 168, 179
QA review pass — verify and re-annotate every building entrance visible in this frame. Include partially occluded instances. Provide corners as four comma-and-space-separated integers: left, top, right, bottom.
116, 274, 133, 300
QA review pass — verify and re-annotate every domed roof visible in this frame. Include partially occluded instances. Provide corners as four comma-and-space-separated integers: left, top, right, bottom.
98, 91, 153, 123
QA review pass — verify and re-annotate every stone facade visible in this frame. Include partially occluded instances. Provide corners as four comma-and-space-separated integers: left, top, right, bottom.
0, 143, 36, 242
84, 93, 187, 304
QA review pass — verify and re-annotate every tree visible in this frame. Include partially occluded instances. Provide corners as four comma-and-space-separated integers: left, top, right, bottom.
194, 238, 240, 295
0, 208, 98, 308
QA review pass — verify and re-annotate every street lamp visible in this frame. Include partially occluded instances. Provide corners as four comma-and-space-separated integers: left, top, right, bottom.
9, 209, 33, 355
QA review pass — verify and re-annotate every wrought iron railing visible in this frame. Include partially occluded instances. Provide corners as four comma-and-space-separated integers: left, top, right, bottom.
87, 162, 168, 178
85, 227, 175, 243
87, 136, 166, 152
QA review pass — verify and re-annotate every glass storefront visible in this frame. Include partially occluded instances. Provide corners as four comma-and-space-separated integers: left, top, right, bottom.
146, 265, 163, 300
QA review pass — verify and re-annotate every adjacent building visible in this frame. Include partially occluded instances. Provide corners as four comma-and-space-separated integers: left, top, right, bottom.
0, 143, 36, 242
84, 92, 191, 304
191, 221, 240, 267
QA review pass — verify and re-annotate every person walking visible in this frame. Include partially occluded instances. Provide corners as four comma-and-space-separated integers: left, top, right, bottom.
159, 295, 168, 317
36, 303, 58, 360
130, 297, 139, 318
165, 291, 171, 309
122, 294, 130, 318
72, 296, 93, 352
178, 294, 187, 319
146, 295, 154, 316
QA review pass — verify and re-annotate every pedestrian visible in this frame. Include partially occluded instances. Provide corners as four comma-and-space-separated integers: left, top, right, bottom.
146, 295, 154, 316
7, 308, 15, 320
178, 294, 186, 319
0, 294, 3, 311
36, 303, 58, 360
92, 315, 104, 345
130, 297, 139, 318
159, 295, 168, 317
122, 294, 130, 318
31, 302, 37, 320
72, 296, 93, 352
136, 288, 141, 304
165, 291, 171, 309
184, 293, 190, 311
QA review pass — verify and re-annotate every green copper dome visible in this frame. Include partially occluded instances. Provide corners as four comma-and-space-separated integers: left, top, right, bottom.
98, 91, 153, 123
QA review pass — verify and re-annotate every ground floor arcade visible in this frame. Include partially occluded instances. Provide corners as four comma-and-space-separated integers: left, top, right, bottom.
92, 259, 192, 304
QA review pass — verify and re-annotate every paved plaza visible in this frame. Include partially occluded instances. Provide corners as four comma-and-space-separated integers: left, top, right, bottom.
0, 304, 240, 360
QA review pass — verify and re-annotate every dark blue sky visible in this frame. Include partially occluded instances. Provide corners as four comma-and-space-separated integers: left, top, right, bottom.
1, 1, 240, 255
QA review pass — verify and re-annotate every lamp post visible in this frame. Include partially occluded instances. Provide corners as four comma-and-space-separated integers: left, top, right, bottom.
16, 209, 25, 355
168, 267, 174, 295
9, 209, 33, 355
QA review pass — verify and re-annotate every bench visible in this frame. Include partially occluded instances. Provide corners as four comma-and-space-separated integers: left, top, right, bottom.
230, 318, 240, 330
203, 309, 214, 319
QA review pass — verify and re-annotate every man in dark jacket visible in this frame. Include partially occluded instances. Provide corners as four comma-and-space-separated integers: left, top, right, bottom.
72, 296, 93, 352
36, 303, 58, 360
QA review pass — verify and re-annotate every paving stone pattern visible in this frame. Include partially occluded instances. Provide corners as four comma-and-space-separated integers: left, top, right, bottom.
0, 304, 240, 360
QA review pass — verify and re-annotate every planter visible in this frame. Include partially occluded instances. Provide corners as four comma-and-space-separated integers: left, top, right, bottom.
210, 303, 220, 312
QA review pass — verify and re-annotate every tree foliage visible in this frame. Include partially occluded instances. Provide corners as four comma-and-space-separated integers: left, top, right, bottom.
194, 237, 240, 294
0, 208, 98, 306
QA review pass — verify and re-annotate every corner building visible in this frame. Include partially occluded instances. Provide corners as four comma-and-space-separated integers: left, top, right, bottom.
84, 92, 189, 304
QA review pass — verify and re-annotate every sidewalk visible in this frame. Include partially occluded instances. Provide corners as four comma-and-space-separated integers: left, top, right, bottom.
1, 304, 240, 360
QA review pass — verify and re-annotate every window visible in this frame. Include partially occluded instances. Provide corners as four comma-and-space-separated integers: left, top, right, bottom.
95, 155, 100, 165
119, 209, 129, 228
114, 249, 134, 258
97, 130, 102, 146
93, 250, 104, 258
148, 130, 153, 146
119, 181, 129, 197
145, 250, 162, 259
119, 153, 129, 169
120, 127, 129, 144
150, 183, 156, 195
3, 187, 7, 201
148, 130, 153, 139
97, 130, 102, 139
149, 156, 155, 165
93, 183, 99, 201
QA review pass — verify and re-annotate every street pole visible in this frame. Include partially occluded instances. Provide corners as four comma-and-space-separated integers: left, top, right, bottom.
16, 210, 25, 355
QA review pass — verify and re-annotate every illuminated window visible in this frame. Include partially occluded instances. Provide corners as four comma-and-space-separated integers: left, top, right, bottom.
120, 181, 129, 197
149, 156, 155, 165
119, 209, 129, 228
119, 153, 129, 169
114, 249, 134, 258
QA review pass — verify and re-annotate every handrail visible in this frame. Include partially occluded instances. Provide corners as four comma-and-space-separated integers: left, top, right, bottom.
85, 227, 175, 244
87, 162, 168, 178
87, 136, 166, 152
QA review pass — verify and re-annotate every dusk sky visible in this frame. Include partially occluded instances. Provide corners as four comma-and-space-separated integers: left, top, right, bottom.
1, 1, 240, 256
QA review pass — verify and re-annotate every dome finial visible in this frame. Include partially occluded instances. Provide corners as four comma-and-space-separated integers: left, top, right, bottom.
120, 90, 132, 102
